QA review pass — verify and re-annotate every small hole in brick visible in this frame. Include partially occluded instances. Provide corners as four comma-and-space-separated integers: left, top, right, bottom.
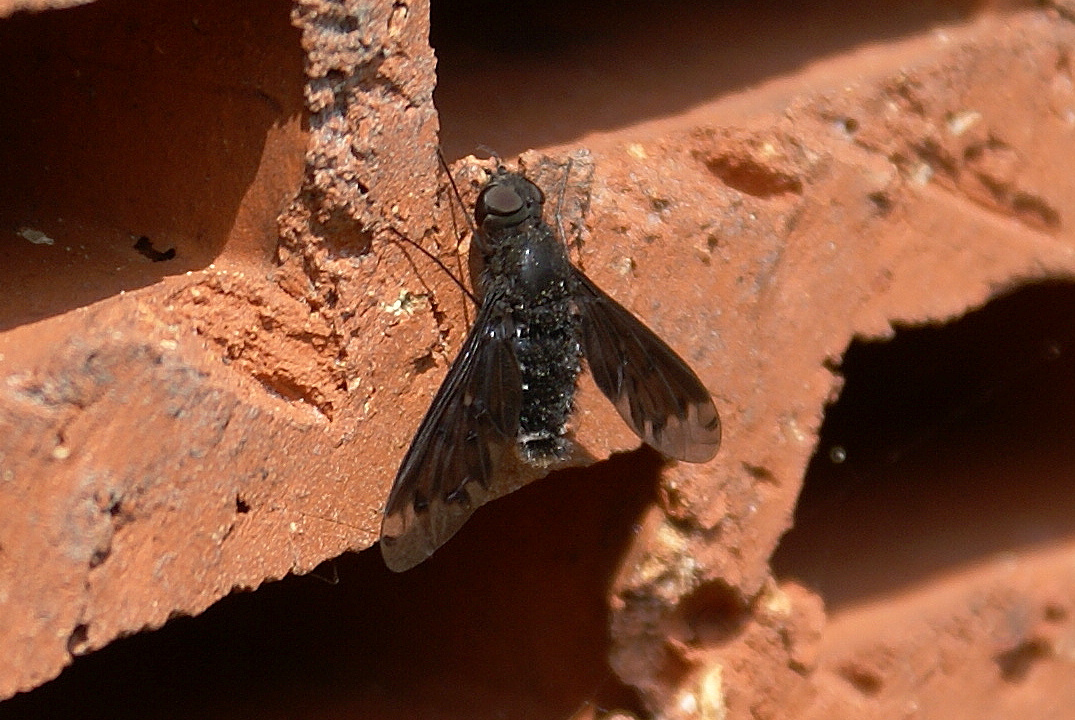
66, 624, 89, 655
995, 638, 1051, 683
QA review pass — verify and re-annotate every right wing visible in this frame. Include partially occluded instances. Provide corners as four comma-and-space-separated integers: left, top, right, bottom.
574, 268, 721, 463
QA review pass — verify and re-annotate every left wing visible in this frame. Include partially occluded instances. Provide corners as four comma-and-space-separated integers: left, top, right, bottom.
380, 293, 522, 572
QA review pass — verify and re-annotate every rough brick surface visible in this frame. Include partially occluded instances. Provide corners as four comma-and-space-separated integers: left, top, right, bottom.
0, 0, 438, 698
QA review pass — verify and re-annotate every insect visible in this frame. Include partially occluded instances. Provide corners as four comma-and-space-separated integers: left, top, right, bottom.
380, 158, 721, 571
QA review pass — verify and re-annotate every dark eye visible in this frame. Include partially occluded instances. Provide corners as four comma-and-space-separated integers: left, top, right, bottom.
481, 185, 523, 217
476, 183, 531, 230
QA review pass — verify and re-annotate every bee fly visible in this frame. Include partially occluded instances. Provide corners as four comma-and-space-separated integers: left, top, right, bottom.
380, 158, 721, 571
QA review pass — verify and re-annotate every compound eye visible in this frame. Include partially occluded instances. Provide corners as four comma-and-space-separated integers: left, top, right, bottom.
480, 184, 523, 217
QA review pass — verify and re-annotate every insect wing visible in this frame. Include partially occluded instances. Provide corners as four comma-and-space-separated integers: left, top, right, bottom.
380, 294, 522, 572
574, 268, 721, 462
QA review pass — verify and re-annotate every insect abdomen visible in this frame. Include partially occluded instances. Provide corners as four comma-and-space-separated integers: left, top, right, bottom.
513, 297, 581, 463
